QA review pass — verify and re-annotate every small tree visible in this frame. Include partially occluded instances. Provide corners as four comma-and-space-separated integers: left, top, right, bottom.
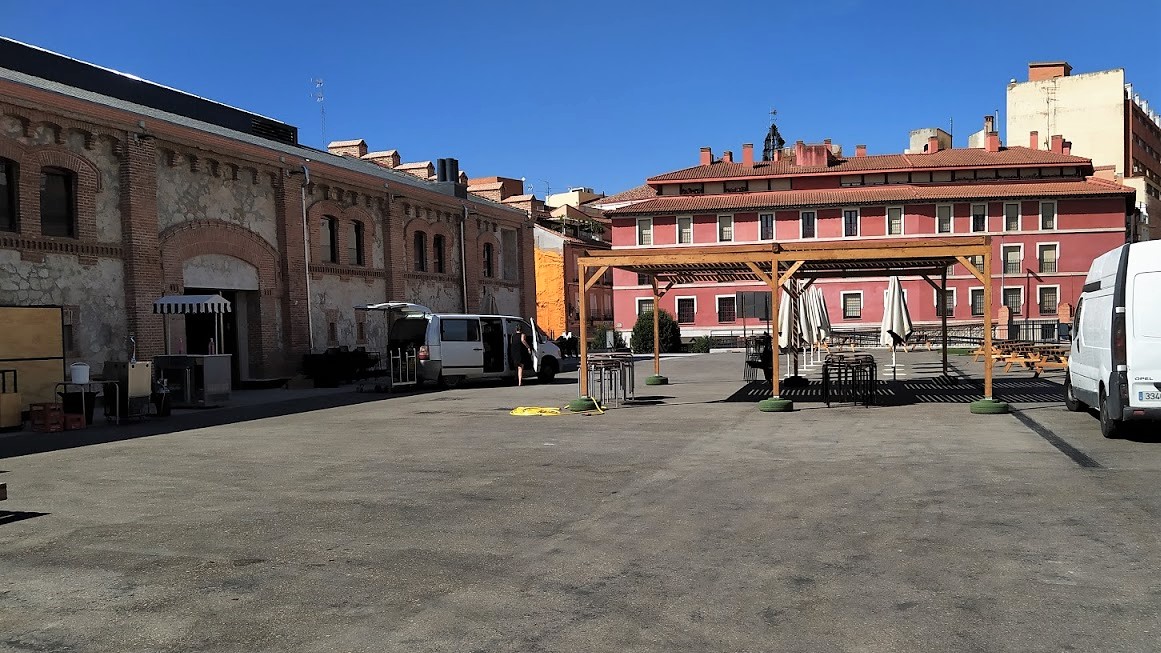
630, 309, 682, 354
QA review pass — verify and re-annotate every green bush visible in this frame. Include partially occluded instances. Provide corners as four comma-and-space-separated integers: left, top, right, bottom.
630, 310, 682, 354
686, 335, 712, 353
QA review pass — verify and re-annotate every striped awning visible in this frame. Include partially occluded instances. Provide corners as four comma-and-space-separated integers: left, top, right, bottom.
152, 295, 232, 315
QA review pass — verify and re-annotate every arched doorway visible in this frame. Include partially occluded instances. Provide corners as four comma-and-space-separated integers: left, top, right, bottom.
180, 254, 260, 383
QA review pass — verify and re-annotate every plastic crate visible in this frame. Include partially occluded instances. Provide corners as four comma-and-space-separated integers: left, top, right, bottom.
63, 413, 86, 431
30, 402, 64, 433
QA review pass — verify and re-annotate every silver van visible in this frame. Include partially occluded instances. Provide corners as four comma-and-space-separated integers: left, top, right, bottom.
382, 306, 561, 388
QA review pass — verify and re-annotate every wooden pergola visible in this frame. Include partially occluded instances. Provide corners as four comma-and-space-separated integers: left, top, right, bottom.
576, 236, 995, 402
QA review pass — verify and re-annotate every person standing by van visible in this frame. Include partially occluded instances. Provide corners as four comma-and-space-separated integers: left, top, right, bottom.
510, 325, 534, 386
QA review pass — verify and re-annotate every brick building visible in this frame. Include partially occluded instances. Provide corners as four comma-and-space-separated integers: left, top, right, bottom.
0, 38, 533, 380
606, 133, 1137, 338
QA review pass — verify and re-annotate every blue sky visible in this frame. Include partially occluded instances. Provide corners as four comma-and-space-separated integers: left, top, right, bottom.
5, 1, 1159, 195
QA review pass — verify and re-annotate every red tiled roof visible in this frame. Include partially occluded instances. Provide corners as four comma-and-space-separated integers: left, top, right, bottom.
468, 181, 506, 191
607, 178, 1134, 216
502, 194, 535, 203
584, 184, 658, 205
647, 147, 1092, 182
396, 161, 433, 170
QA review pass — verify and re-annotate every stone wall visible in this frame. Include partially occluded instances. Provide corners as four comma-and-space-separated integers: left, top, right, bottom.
310, 276, 388, 350
156, 152, 279, 249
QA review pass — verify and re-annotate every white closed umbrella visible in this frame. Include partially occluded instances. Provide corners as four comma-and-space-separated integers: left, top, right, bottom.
880, 277, 914, 375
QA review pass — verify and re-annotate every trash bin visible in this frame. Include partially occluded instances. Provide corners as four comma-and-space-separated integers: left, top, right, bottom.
58, 391, 99, 425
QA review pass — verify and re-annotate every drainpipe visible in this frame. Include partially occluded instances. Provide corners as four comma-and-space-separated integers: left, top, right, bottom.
460, 205, 470, 312
299, 164, 314, 352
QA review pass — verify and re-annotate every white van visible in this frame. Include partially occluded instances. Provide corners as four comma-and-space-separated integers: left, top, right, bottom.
1065, 240, 1161, 437
380, 305, 561, 387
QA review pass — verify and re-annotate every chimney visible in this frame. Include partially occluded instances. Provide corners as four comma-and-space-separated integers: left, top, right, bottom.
362, 150, 401, 168
984, 115, 995, 133
794, 140, 806, 163
742, 143, 754, 165
327, 139, 368, 158
1050, 134, 1064, 153
1028, 61, 1072, 82
773, 149, 782, 162
927, 136, 940, 154
1029, 131, 1039, 150
700, 147, 713, 166
823, 138, 832, 152
855, 144, 867, 158
1062, 140, 1072, 156
985, 132, 1000, 153
722, 150, 733, 164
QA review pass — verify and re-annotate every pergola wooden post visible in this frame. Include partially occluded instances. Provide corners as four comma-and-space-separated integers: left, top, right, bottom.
578, 260, 589, 396
650, 276, 660, 376
770, 254, 782, 398
982, 248, 995, 400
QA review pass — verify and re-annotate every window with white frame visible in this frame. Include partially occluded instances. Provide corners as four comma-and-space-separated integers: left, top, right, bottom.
717, 296, 736, 323
759, 213, 774, 240
1037, 243, 1058, 273
935, 288, 955, 317
678, 216, 692, 244
717, 215, 733, 242
971, 203, 987, 232
843, 209, 859, 237
676, 297, 696, 323
636, 297, 654, 315
636, 218, 653, 245
800, 211, 817, 239
936, 204, 953, 233
1004, 203, 1020, 231
1038, 286, 1059, 314
841, 292, 862, 319
1002, 287, 1023, 314
1002, 244, 1022, 275
970, 288, 985, 316
968, 254, 985, 273
1040, 201, 1056, 230
887, 206, 903, 235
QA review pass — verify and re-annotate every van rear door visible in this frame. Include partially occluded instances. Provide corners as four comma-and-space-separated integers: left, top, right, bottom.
1129, 271, 1161, 408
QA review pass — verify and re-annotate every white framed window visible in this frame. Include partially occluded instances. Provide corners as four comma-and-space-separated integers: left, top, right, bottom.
1001, 244, 1023, 275
1039, 201, 1057, 230
636, 297, 654, 315
759, 213, 774, 241
843, 208, 860, 237
1038, 285, 1060, 315
936, 204, 954, 234
886, 206, 904, 235
675, 296, 697, 324
971, 203, 988, 233
841, 291, 863, 319
1037, 243, 1059, 274
800, 210, 817, 239
717, 215, 733, 242
716, 295, 737, 323
1002, 287, 1024, 314
1003, 203, 1020, 232
636, 217, 653, 245
935, 287, 956, 318
969, 287, 985, 316
677, 216, 692, 244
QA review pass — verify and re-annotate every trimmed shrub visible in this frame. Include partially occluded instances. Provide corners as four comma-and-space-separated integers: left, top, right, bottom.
630, 309, 682, 354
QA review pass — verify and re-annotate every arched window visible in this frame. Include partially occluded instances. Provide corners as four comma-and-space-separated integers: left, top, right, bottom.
40, 166, 75, 237
413, 231, 428, 272
321, 215, 338, 263
349, 220, 365, 266
482, 242, 494, 278
433, 234, 445, 273
0, 157, 16, 232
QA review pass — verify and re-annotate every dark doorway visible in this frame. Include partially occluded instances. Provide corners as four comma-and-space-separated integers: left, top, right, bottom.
481, 317, 505, 373
184, 288, 241, 386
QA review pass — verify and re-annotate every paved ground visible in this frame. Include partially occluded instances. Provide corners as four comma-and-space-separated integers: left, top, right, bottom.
2, 351, 1160, 652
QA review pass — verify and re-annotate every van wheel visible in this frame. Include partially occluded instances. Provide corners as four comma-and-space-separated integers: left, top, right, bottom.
538, 358, 558, 383
1064, 374, 1084, 412
1099, 388, 1121, 439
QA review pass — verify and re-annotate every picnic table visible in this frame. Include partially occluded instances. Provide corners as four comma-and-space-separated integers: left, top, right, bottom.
971, 341, 1069, 376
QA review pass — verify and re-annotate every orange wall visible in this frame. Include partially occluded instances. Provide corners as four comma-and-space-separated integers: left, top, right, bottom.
535, 247, 566, 336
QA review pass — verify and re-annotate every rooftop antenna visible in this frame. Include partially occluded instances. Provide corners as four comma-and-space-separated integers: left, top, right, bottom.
311, 77, 326, 146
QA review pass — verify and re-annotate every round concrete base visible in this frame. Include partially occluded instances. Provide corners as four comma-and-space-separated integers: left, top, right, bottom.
758, 398, 794, 412
969, 399, 1010, 414
782, 375, 809, 388
645, 375, 669, 386
567, 396, 598, 412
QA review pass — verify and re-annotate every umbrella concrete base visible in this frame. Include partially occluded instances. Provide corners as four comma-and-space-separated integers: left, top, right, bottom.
567, 396, 599, 412
758, 398, 794, 412
645, 375, 668, 386
969, 399, 1010, 415
782, 375, 809, 388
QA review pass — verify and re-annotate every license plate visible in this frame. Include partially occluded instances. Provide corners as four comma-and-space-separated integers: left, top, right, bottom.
1139, 391, 1161, 402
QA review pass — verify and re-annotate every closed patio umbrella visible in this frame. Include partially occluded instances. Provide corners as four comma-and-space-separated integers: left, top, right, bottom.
880, 276, 913, 374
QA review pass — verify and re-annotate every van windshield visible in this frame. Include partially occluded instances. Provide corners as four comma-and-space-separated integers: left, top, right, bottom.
388, 317, 428, 349
1132, 272, 1161, 338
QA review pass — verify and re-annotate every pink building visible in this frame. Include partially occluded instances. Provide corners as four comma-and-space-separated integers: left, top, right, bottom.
607, 136, 1137, 338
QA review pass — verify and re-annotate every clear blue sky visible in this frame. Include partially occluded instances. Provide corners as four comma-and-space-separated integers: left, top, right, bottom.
5, 1, 1159, 195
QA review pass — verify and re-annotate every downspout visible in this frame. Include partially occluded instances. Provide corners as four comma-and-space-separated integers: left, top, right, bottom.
299, 164, 314, 352
460, 205, 469, 312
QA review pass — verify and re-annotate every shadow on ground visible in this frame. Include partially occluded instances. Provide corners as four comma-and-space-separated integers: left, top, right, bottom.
0, 511, 49, 526
720, 376, 1066, 407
